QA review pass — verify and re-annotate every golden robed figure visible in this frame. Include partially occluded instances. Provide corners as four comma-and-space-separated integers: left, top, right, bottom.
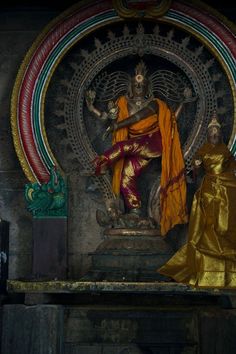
158, 114, 236, 288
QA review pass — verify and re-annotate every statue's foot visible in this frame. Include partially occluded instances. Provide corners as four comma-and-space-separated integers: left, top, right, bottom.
118, 209, 142, 228
116, 208, 156, 229
94, 207, 157, 230
93, 155, 109, 176
128, 208, 142, 216
136, 217, 156, 229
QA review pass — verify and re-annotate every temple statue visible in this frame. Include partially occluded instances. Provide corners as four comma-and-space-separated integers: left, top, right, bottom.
158, 114, 236, 288
85, 61, 195, 235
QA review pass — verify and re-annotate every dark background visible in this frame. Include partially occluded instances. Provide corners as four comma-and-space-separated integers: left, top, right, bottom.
0, 0, 235, 23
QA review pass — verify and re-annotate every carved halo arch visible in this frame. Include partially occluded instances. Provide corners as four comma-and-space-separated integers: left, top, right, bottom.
11, 0, 236, 189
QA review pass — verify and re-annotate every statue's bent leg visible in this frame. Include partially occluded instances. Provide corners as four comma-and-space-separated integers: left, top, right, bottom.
120, 156, 150, 210
103, 131, 162, 165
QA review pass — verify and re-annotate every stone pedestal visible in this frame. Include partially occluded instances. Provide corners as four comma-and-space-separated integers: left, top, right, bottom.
81, 228, 174, 281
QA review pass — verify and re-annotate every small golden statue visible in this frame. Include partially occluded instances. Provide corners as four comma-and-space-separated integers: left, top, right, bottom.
158, 112, 236, 288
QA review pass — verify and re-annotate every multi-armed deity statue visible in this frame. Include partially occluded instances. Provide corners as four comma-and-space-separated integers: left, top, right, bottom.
85, 61, 196, 235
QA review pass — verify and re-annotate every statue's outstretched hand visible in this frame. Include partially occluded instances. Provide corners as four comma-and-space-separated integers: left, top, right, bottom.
85, 90, 109, 121
108, 100, 119, 120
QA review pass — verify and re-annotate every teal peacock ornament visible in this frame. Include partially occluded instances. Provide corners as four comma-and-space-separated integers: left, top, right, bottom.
25, 167, 67, 217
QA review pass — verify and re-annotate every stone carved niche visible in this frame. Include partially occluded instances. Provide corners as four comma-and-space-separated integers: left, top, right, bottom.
44, 20, 233, 280
45, 19, 233, 216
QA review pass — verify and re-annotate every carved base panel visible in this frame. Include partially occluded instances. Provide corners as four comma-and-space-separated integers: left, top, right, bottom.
81, 230, 174, 282
104, 228, 161, 237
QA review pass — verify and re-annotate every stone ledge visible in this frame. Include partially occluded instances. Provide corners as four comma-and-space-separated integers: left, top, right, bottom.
7, 280, 236, 296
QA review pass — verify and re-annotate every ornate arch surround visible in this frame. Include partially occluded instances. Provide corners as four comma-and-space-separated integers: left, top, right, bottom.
11, 0, 236, 184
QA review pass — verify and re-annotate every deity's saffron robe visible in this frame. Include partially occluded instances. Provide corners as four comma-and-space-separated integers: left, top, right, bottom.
110, 95, 188, 236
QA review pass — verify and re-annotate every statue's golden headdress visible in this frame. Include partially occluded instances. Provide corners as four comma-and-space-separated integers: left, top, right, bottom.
134, 61, 148, 83
207, 111, 221, 129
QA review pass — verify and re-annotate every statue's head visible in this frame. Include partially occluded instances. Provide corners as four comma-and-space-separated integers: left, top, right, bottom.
207, 111, 221, 145
128, 61, 150, 98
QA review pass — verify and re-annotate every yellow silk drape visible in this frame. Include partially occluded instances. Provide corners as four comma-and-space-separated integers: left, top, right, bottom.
158, 143, 236, 288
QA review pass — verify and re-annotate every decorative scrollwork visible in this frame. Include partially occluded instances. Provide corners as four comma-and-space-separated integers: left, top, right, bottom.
49, 21, 233, 208
113, 0, 172, 19
92, 68, 189, 103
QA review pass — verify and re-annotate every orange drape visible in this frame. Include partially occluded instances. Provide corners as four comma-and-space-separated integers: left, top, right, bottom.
112, 96, 188, 235
157, 98, 188, 235
112, 96, 159, 195
112, 96, 129, 196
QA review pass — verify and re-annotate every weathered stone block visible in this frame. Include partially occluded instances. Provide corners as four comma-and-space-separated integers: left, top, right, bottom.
64, 307, 198, 346
64, 344, 102, 354
2, 304, 63, 354
32, 218, 67, 279
199, 310, 236, 354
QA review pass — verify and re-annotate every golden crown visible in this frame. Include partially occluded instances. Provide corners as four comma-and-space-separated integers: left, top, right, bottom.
207, 111, 221, 129
135, 61, 148, 77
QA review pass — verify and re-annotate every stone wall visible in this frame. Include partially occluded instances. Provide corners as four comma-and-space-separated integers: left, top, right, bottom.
0, 5, 116, 281
2, 301, 236, 354
0, 7, 60, 279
